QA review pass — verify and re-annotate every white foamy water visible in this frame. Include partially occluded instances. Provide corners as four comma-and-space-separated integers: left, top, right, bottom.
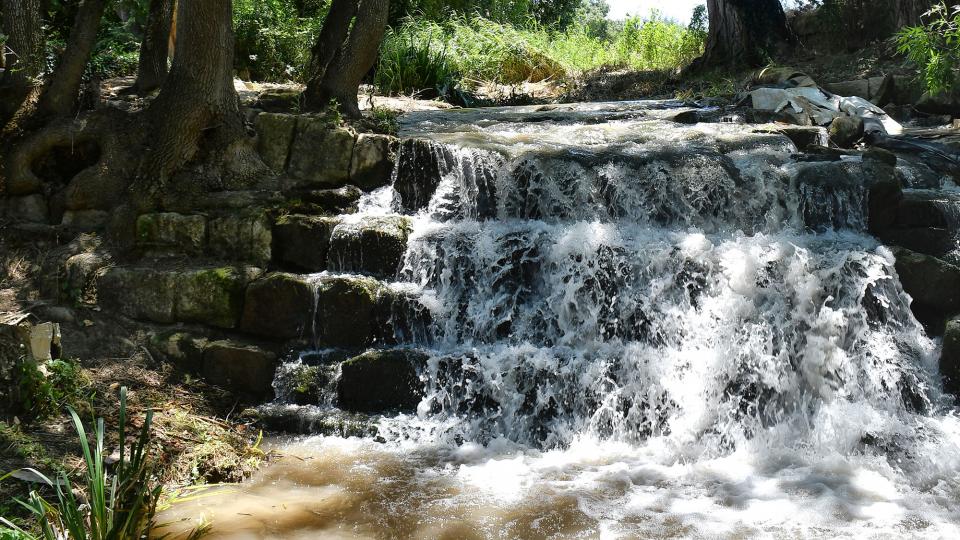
161, 101, 960, 539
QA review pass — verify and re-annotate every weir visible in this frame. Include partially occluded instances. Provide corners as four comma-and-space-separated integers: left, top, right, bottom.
164, 101, 960, 538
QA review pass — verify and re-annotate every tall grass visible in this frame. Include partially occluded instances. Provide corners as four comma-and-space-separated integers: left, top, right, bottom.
375, 11, 706, 97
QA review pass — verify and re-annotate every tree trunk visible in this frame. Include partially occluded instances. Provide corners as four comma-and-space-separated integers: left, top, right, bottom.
37, 0, 108, 118
302, 0, 357, 108
140, 0, 248, 191
0, 0, 44, 125
303, 0, 389, 117
693, 0, 792, 70
132, 0, 175, 94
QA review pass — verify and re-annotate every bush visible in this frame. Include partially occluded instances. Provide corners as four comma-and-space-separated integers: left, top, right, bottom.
233, 0, 326, 82
897, 2, 960, 95
18, 359, 90, 422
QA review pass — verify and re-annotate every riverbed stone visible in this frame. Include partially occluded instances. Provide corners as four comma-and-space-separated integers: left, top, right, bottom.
337, 349, 428, 412
327, 216, 412, 278
287, 119, 355, 187
203, 340, 279, 399
272, 214, 339, 271
255, 113, 298, 172
941, 318, 960, 395
240, 272, 316, 339
135, 212, 207, 255
350, 133, 396, 190
881, 227, 956, 258
315, 276, 392, 347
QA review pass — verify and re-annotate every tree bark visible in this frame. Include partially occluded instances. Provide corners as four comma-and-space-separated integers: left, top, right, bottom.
132, 0, 175, 94
0, 0, 44, 125
693, 0, 792, 70
140, 0, 248, 191
302, 0, 357, 107
36, 0, 108, 118
303, 0, 389, 117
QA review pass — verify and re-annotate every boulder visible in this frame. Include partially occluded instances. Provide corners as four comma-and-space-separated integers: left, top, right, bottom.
823, 79, 870, 100
272, 214, 339, 271
892, 247, 960, 324
894, 195, 949, 229
315, 276, 392, 347
203, 340, 279, 399
62, 210, 110, 230
776, 126, 828, 151
298, 186, 363, 215
337, 349, 428, 412
176, 267, 259, 329
941, 317, 960, 395
254, 88, 303, 113
254, 113, 298, 172
916, 90, 960, 116
208, 213, 272, 266
327, 216, 412, 277
829, 116, 864, 148
287, 119, 356, 188
350, 133, 396, 191
275, 363, 324, 405
863, 158, 903, 234
240, 272, 317, 339
135, 213, 207, 255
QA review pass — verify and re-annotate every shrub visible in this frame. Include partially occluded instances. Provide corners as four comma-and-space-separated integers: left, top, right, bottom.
18, 358, 91, 422
233, 0, 326, 82
897, 2, 960, 95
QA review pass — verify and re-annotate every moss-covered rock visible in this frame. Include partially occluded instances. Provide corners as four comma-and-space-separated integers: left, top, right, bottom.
315, 276, 393, 347
240, 272, 316, 339
203, 340, 279, 399
255, 113, 298, 172
327, 216, 412, 278
177, 267, 260, 329
287, 119, 355, 188
135, 213, 207, 255
337, 349, 428, 413
272, 214, 340, 271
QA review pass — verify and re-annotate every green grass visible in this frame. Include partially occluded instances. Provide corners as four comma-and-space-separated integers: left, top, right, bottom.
375, 12, 706, 98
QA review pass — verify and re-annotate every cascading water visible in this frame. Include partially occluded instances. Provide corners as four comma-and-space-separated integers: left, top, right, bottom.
164, 102, 960, 539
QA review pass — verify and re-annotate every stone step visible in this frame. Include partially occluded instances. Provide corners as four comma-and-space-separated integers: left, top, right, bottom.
273, 214, 413, 278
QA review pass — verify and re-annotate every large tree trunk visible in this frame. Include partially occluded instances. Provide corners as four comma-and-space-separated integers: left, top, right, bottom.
303, 0, 389, 117
132, 0, 175, 95
139, 0, 254, 195
0, 0, 44, 126
302, 0, 357, 107
36, 0, 108, 118
693, 0, 792, 70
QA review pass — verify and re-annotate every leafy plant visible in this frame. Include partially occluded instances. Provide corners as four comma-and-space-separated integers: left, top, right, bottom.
0, 388, 168, 540
897, 2, 960, 95
18, 359, 91, 422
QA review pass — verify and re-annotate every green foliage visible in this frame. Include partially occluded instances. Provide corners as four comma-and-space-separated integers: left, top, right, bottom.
375, 9, 706, 99
18, 359, 91, 422
233, 0, 327, 82
897, 2, 960, 95
0, 388, 167, 540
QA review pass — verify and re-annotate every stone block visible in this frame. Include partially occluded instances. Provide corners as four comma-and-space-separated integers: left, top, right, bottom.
98, 267, 178, 323
176, 267, 260, 329
255, 113, 298, 172
240, 272, 317, 340
337, 349, 428, 413
287, 119, 356, 188
272, 214, 339, 271
349, 133, 396, 191
203, 340, 278, 399
327, 216, 412, 278
208, 213, 272, 265
135, 213, 207, 254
